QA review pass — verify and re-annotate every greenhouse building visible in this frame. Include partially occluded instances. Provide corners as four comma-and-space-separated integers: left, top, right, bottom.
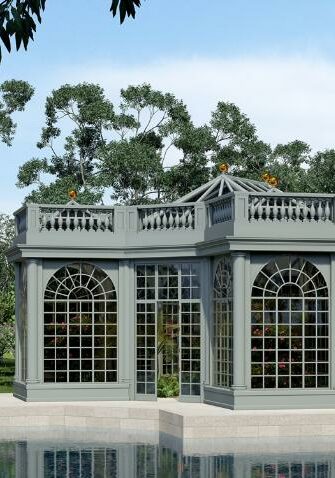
7, 171, 335, 409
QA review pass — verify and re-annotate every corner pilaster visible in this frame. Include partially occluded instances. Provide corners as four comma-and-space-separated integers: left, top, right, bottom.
231, 252, 247, 390
26, 258, 41, 384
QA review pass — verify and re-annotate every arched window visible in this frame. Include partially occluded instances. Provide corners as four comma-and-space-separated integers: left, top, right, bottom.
213, 256, 233, 387
44, 263, 117, 383
251, 256, 329, 389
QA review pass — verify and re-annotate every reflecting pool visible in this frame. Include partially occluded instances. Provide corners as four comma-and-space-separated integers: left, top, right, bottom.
0, 439, 334, 477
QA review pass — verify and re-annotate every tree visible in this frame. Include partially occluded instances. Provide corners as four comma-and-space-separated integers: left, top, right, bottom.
17, 82, 197, 205
19, 80, 335, 206
0, 0, 141, 62
307, 149, 335, 194
0, 213, 15, 325
267, 140, 311, 192
0, 79, 34, 145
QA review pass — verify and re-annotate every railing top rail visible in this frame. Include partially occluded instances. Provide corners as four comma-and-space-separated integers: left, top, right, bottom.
248, 192, 335, 198
137, 202, 197, 209
38, 204, 115, 211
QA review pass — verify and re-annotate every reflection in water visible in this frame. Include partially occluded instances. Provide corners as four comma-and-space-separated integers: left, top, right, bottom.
0, 440, 333, 477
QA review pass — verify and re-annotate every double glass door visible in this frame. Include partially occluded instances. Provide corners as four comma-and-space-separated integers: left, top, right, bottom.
136, 300, 201, 399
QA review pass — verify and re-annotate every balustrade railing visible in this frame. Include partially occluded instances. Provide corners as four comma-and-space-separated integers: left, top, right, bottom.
39, 206, 114, 232
139, 205, 195, 231
208, 195, 233, 225
249, 194, 334, 223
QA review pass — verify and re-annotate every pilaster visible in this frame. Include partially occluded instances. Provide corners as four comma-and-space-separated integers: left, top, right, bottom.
231, 252, 247, 390
14, 263, 20, 382
26, 258, 41, 384
118, 259, 135, 398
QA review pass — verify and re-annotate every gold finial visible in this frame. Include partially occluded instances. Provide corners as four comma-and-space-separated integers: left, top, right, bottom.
261, 171, 279, 188
68, 189, 78, 200
261, 171, 270, 182
268, 176, 279, 188
219, 163, 229, 174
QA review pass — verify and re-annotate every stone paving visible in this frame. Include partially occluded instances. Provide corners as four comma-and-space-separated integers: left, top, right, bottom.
3, 394, 335, 442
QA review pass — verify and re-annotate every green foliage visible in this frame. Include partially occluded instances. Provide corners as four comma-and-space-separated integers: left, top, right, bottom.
0, 357, 15, 393
0, 214, 14, 291
0, 287, 15, 325
110, 0, 141, 23
0, 1, 142, 62
0, 323, 15, 358
0, 79, 34, 145
18, 80, 335, 206
157, 374, 179, 398
18, 82, 199, 205
306, 149, 335, 193
0, 214, 15, 327
0, 0, 46, 61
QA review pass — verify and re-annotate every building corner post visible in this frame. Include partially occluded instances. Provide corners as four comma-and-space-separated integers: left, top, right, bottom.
26, 258, 41, 385
231, 251, 247, 390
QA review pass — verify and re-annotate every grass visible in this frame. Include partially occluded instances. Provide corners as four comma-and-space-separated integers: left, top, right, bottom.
0, 357, 14, 393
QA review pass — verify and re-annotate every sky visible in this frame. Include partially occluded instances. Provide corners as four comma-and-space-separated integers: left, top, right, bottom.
1, 0, 335, 213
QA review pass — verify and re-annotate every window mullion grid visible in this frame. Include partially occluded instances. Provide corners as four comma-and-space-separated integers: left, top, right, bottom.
275, 296, 278, 389
67, 296, 69, 383
302, 297, 305, 388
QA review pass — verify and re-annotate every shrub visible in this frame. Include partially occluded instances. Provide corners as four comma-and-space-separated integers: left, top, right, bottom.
0, 323, 15, 359
157, 374, 179, 398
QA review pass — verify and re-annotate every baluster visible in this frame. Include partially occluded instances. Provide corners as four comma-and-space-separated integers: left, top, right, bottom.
265, 198, 271, 221
302, 201, 308, 222
88, 215, 94, 231
257, 200, 263, 221
325, 200, 331, 221
162, 209, 168, 229
310, 201, 316, 221
142, 210, 149, 230
41, 213, 47, 230
317, 200, 323, 221
249, 198, 255, 220
64, 211, 70, 230
96, 213, 102, 231
280, 200, 285, 221
175, 209, 181, 228
50, 213, 56, 230
73, 211, 79, 230
287, 199, 293, 220
168, 210, 174, 229
181, 208, 187, 228
148, 210, 155, 229
155, 211, 161, 229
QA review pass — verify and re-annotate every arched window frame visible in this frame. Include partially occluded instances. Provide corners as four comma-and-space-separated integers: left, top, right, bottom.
251, 256, 329, 389
43, 262, 117, 384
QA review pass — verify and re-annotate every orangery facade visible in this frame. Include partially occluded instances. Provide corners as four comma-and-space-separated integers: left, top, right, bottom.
8, 173, 335, 409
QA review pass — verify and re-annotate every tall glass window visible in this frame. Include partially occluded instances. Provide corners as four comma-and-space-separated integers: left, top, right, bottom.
136, 263, 201, 396
44, 263, 117, 383
213, 257, 233, 388
251, 256, 329, 389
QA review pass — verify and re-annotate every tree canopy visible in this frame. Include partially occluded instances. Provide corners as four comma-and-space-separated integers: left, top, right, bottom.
17, 81, 333, 207
0, 0, 141, 62
0, 79, 34, 145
